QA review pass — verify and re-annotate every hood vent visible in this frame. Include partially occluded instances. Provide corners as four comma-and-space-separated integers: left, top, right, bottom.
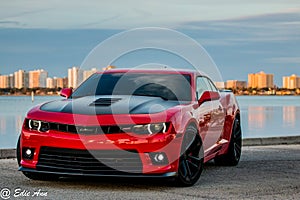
89, 98, 122, 106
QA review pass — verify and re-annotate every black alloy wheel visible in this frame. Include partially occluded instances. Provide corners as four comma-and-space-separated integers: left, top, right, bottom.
215, 117, 242, 166
175, 125, 204, 186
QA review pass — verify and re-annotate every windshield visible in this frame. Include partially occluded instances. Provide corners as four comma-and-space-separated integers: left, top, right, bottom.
72, 73, 192, 101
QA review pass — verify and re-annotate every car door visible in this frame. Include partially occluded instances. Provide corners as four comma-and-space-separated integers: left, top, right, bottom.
195, 77, 224, 152
205, 78, 225, 133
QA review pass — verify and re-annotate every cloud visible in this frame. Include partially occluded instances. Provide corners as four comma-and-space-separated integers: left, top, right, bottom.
179, 10, 300, 47
0, 0, 299, 29
0, 20, 20, 25
266, 57, 300, 64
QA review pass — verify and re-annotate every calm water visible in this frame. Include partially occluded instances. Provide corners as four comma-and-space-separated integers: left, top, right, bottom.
0, 96, 300, 148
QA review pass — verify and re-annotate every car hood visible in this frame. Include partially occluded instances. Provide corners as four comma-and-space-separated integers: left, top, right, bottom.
40, 95, 183, 115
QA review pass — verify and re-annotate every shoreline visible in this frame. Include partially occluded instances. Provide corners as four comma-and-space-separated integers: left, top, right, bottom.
1, 135, 300, 159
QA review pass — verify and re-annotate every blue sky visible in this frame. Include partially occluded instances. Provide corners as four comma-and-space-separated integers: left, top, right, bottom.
0, 0, 300, 86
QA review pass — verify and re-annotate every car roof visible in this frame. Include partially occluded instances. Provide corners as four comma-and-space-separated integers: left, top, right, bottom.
96, 68, 204, 76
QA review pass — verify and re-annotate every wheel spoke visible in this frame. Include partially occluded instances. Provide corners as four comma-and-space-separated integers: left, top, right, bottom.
187, 160, 199, 169
188, 155, 201, 162
234, 143, 241, 156
184, 135, 196, 152
185, 160, 192, 177
235, 143, 241, 153
180, 160, 188, 177
178, 127, 204, 185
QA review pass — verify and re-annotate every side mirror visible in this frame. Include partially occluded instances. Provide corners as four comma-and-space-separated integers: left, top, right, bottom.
198, 91, 220, 105
60, 88, 73, 98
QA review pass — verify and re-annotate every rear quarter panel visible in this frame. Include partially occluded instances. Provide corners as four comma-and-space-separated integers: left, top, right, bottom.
219, 91, 240, 141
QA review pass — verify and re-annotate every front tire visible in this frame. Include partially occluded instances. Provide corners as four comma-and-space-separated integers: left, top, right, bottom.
175, 125, 204, 187
215, 117, 242, 166
16, 135, 21, 166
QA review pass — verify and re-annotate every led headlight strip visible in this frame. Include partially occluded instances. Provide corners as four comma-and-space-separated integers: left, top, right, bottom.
28, 119, 49, 132
130, 123, 167, 135
147, 123, 167, 135
28, 119, 41, 131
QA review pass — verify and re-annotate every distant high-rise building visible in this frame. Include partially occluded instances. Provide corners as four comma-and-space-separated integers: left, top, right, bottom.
46, 77, 54, 88
214, 82, 225, 89
283, 74, 300, 89
39, 70, 48, 87
248, 74, 256, 88
29, 70, 39, 88
53, 77, 64, 88
29, 69, 48, 88
83, 68, 97, 81
248, 71, 274, 89
46, 77, 66, 88
63, 77, 68, 88
8, 74, 14, 88
226, 80, 247, 89
24, 72, 29, 88
14, 70, 25, 89
68, 67, 83, 88
0, 75, 8, 88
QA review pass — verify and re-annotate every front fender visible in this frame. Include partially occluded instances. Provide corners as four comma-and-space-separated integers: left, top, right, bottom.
169, 105, 198, 135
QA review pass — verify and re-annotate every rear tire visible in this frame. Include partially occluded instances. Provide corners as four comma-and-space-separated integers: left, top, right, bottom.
215, 117, 242, 166
175, 125, 204, 187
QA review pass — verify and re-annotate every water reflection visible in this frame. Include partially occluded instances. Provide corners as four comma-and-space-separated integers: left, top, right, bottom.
243, 100, 299, 138
282, 106, 296, 127
248, 106, 266, 129
16, 115, 23, 134
248, 106, 275, 130
0, 116, 6, 135
0, 96, 58, 148
0, 115, 23, 148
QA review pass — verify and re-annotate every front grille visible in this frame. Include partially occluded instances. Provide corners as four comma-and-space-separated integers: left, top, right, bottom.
37, 147, 143, 175
49, 123, 124, 134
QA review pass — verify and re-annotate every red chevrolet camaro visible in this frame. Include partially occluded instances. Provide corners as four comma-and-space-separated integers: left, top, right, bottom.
17, 69, 241, 186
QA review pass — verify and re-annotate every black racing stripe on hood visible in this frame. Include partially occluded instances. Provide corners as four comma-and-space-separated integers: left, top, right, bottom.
40, 95, 182, 115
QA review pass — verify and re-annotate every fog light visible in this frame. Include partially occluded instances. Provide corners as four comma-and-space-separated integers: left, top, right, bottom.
25, 149, 32, 156
22, 148, 35, 160
155, 154, 165, 162
149, 152, 168, 165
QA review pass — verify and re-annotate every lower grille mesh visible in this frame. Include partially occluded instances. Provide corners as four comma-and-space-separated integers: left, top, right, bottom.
37, 147, 143, 175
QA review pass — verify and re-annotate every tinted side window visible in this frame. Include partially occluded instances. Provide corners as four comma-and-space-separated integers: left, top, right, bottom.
196, 77, 210, 99
196, 77, 219, 99
204, 77, 218, 92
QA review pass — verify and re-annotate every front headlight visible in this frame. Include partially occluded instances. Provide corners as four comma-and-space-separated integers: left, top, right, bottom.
28, 119, 50, 132
129, 123, 167, 135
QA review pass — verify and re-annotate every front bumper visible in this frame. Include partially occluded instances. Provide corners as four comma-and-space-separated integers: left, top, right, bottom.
20, 128, 183, 176
19, 167, 177, 178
